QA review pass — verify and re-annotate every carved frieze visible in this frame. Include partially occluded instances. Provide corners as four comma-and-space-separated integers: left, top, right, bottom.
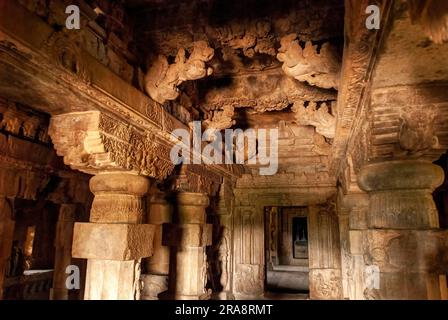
331, 0, 393, 173
207, 19, 276, 58
198, 73, 336, 111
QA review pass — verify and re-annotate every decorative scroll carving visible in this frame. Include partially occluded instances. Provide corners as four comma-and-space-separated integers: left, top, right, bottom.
277, 34, 341, 90
145, 41, 214, 104
49, 111, 175, 180
292, 101, 336, 139
208, 20, 276, 58
203, 105, 235, 130
408, 0, 448, 44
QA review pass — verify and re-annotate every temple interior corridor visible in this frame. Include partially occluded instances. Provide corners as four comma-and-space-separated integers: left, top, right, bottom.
0, 0, 447, 301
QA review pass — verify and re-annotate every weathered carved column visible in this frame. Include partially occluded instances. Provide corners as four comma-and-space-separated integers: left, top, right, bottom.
50, 204, 76, 300
165, 192, 212, 300
163, 165, 222, 300
146, 190, 172, 275
337, 188, 369, 300
308, 201, 343, 299
358, 160, 446, 299
0, 198, 14, 299
48, 110, 177, 300
72, 173, 155, 300
141, 190, 172, 300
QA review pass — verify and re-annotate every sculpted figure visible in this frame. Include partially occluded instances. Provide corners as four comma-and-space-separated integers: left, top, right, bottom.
145, 41, 214, 104
292, 101, 336, 139
277, 34, 340, 89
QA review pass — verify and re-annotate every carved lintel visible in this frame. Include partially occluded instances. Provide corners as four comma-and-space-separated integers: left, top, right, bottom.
48, 111, 175, 180
331, 0, 393, 174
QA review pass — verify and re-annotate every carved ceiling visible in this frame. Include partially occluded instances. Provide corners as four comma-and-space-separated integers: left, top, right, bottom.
124, 0, 345, 178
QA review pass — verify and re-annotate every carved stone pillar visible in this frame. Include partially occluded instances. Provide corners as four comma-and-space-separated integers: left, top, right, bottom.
337, 189, 369, 300
308, 201, 343, 300
358, 160, 446, 299
145, 190, 172, 275
72, 173, 155, 300
141, 190, 172, 300
0, 198, 14, 299
165, 192, 212, 300
50, 204, 76, 300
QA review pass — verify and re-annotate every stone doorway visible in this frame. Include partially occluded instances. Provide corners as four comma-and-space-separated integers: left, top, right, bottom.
264, 207, 310, 295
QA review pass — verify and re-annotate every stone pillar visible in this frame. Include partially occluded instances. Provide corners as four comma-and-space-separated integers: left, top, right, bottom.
141, 190, 172, 300
308, 202, 343, 299
165, 192, 212, 300
146, 191, 172, 275
72, 173, 155, 300
337, 189, 369, 300
358, 160, 445, 299
0, 198, 14, 299
50, 204, 76, 300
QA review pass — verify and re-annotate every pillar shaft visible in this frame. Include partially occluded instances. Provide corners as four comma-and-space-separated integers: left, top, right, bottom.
140, 191, 172, 300
145, 191, 172, 275
166, 192, 212, 300
50, 204, 76, 300
358, 160, 445, 299
72, 173, 155, 300
337, 190, 369, 300
0, 198, 14, 299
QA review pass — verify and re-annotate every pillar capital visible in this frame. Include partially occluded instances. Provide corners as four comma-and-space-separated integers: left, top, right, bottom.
89, 172, 151, 197
358, 160, 444, 192
353, 159, 447, 299
48, 111, 175, 180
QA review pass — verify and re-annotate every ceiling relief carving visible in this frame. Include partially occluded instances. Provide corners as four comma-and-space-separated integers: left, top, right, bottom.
145, 41, 215, 104
198, 73, 336, 111
292, 101, 337, 140
203, 105, 236, 130
207, 19, 276, 58
277, 34, 341, 90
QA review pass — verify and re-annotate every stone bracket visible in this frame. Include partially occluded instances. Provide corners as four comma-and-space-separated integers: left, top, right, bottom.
162, 223, 212, 247
72, 222, 155, 260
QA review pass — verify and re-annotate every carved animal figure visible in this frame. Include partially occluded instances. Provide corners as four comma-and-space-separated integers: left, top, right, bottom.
277, 34, 341, 89
145, 41, 214, 104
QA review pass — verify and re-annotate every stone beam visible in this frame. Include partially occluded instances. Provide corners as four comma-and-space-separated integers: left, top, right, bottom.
331, 0, 394, 174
